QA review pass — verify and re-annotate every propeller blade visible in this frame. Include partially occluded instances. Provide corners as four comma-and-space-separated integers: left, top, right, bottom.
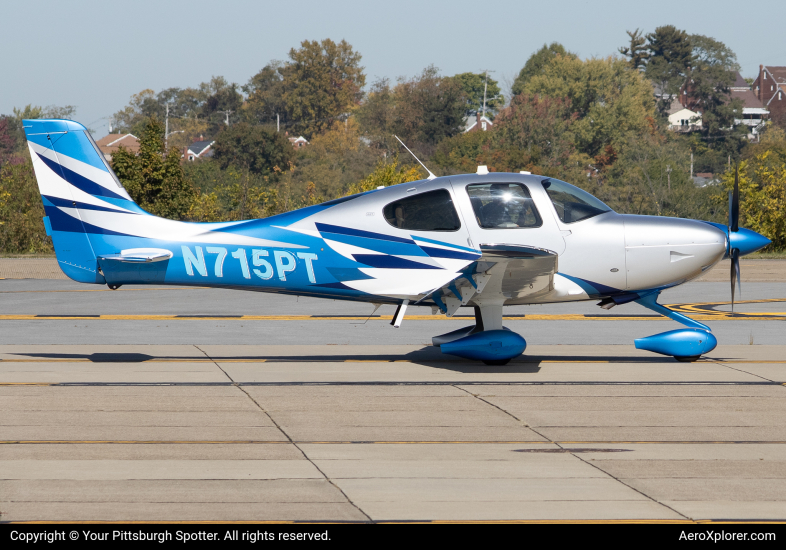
731, 165, 740, 232
730, 249, 740, 313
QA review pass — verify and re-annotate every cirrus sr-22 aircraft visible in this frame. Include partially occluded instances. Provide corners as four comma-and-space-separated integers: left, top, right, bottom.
23, 119, 771, 364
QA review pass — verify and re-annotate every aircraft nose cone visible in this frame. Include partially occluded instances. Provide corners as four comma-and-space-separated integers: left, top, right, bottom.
730, 228, 771, 256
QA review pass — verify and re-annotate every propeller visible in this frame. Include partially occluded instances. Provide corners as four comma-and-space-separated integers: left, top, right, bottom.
728, 165, 741, 312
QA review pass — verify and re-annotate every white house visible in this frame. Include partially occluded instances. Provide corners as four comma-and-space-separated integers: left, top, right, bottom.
667, 99, 702, 131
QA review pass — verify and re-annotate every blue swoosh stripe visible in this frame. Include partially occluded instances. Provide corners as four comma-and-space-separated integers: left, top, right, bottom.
44, 203, 131, 237
353, 254, 441, 270
411, 235, 479, 253
37, 153, 128, 201
419, 246, 480, 260
316, 223, 416, 244
43, 194, 137, 214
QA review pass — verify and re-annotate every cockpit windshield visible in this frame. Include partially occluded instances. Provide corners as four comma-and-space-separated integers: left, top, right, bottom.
466, 183, 542, 229
541, 179, 611, 224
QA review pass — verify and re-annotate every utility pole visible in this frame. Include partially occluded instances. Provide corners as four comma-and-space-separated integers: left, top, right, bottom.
666, 164, 672, 192
223, 110, 233, 126
165, 104, 169, 149
690, 151, 693, 178
479, 69, 495, 119
276, 113, 280, 133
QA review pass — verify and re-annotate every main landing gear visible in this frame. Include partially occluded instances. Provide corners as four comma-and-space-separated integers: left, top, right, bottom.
431, 305, 526, 366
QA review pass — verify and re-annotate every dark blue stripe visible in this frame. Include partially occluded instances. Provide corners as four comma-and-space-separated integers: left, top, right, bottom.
326, 267, 374, 281
316, 223, 415, 244
37, 153, 128, 201
411, 235, 478, 253
43, 194, 137, 214
419, 246, 480, 260
353, 254, 441, 270
44, 203, 130, 237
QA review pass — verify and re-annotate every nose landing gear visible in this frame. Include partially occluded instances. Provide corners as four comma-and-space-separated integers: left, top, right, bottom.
632, 292, 717, 361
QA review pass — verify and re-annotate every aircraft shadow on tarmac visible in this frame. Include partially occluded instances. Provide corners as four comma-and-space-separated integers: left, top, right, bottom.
9, 348, 684, 375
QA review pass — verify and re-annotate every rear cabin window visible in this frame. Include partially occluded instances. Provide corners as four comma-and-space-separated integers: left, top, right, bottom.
466, 183, 542, 229
383, 189, 461, 232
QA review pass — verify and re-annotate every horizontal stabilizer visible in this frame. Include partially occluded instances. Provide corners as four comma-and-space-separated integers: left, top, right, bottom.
97, 248, 173, 263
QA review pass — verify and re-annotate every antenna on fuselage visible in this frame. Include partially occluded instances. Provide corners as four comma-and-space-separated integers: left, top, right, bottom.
394, 135, 436, 180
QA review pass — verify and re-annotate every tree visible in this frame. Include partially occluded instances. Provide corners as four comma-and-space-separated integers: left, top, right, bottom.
390, 66, 467, 149
433, 94, 588, 181
645, 25, 692, 109
719, 127, 786, 250
0, 161, 52, 253
511, 43, 577, 96
521, 55, 656, 159
282, 39, 365, 138
618, 29, 649, 70
111, 78, 240, 147
111, 117, 196, 220
243, 61, 289, 127
212, 122, 295, 177
0, 116, 18, 165
345, 156, 424, 195
451, 72, 504, 117
687, 34, 746, 158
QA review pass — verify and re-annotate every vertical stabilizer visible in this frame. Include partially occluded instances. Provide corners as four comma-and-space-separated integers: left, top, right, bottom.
23, 119, 143, 283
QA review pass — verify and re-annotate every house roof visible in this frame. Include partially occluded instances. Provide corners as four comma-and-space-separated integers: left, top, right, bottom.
187, 140, 214, 157
464, 115, 494, 132
730, 88, 766, 111
95, 133, 139, 154
666, 98, 686, 115
731, 72, 749, 90
763, 66, 786, 85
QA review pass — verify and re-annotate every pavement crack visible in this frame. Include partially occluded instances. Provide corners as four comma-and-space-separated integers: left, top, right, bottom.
710, 360, 777, 383
194, 345, 234, 384
453, 385, 691, 521
192, 345, 371, 522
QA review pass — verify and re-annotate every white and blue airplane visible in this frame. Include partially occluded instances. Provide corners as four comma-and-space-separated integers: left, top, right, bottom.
23, 119, 771, 364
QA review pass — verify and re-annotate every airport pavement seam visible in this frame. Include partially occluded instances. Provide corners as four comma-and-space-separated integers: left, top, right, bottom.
191, 345, 373, 522
453, 385, 692, 521
709, 360, 780, 385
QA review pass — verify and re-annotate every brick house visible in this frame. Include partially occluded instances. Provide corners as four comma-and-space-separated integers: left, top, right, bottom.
752, 65, 786, 126
94, 134, 139, 161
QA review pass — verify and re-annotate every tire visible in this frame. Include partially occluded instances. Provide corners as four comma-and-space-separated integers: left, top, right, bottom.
675, 355, 701, 362
482, 358, 511, 366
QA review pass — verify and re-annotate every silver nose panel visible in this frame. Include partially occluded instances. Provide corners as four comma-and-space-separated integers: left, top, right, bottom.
624, 216, 726, 290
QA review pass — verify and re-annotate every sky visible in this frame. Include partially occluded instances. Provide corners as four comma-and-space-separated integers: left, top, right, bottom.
3, 0, 784, 138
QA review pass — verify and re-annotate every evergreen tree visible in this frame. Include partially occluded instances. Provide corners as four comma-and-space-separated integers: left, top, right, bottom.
111, 117, 196, 220
618, 29, 649, 70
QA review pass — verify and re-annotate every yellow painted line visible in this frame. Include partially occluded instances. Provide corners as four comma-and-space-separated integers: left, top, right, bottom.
0, 382, 53, 386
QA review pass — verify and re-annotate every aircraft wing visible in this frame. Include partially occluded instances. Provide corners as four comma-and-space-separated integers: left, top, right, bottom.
422, 244, 558, 315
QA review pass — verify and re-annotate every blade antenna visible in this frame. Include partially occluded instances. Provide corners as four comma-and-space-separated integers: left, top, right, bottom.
394, 135, 436, 180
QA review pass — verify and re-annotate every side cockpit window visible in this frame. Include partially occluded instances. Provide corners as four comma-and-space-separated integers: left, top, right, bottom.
541, 178, 611, 223
383, 189, 461, 232
466, 183, 542, 229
